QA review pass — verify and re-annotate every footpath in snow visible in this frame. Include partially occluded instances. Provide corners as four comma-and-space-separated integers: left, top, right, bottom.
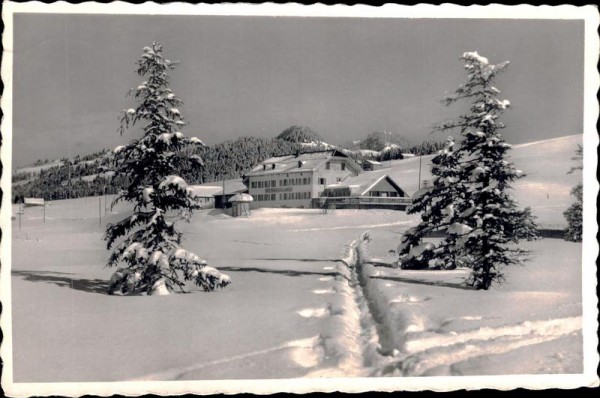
343, 231, 583, 376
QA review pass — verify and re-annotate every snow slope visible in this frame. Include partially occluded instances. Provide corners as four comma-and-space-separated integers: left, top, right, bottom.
374, 134, 583, 229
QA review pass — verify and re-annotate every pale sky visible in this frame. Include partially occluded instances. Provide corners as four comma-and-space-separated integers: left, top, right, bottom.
12, 14, 584, 167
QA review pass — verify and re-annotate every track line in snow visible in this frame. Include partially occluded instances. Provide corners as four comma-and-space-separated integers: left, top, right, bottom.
404, 316, 582, 354
132, 336, 322, 381
291, 221, 413, 232
288, 336, 324, 368
375, 316, 583, 376
399, 332, 581, 376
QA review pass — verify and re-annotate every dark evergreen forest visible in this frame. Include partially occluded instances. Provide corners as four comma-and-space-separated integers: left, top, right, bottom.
12, 128, 444, 202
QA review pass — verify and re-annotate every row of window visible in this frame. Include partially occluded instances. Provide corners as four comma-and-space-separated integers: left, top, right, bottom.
251, 177, 312, 189
251, 176, 344, 189
255, 192, 312, 201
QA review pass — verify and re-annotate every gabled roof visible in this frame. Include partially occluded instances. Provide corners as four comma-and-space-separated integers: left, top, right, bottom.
246, 150, 362, 177
324, 172, 408, 197
189, 185, 223, 197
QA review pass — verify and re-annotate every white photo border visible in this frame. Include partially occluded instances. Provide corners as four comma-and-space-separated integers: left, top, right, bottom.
1, 2, 598, 396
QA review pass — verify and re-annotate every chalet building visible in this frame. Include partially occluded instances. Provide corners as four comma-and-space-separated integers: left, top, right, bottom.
190, 179, 248, 209
245, 150, 362, 208
362, 159, 383, 171
313, 172, 411, 211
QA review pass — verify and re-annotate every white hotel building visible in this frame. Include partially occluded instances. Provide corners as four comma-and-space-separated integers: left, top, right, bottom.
244, 150, 363, 208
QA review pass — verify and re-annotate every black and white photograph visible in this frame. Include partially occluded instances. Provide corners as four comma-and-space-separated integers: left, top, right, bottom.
1, 2, 598, 396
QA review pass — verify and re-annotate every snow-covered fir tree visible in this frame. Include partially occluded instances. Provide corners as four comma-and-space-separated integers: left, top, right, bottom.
398, 136, 467, 270
400, 51, 538, 289
104, 42, 231, 295
564, 144, 583, 242
442, 51, 538, 289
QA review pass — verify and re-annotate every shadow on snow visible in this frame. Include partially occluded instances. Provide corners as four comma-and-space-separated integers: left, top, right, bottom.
370, 275, 475, 291
218, 266, 346, 279
12, 270, 109, 295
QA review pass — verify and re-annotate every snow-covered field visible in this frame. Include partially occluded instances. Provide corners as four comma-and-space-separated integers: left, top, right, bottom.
10, 196, 583, 382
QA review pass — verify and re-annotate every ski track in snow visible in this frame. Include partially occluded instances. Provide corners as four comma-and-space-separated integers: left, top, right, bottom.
404, 316, 582, 354
375, 316, 583, 376
291, 221, 412, 232
132, 336, 322, 381
351, 235, 583, 377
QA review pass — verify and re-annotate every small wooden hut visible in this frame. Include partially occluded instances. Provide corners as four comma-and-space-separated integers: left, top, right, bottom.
229, 193, 254, 217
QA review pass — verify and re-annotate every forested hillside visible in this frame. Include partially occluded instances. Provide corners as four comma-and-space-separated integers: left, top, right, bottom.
12, 126, 444, 202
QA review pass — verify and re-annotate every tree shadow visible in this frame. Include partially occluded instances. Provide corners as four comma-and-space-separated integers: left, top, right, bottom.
370, 275, 475, 291
251, 258, 343, 263
12, 270, 109, 295
217, 266, 346, 279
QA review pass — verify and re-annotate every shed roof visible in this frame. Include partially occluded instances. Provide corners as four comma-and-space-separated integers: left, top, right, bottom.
188, 185, 223, 198
195, 179, 247, 196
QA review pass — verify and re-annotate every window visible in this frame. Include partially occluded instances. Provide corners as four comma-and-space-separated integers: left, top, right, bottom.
257, 181, 263, 188
251, 181, 257, 189
341, 163, 346, 171
302, 178, 307, 185
326, 162, 330, 170
271, 180, 276, 187
336, 177, 342, 183
319, 178, 327, 185
283, 180, 288, 186
308, 177, 311, 185
265, 181, 270, 188
271, 194, 276, 201
283, 193, 288, 200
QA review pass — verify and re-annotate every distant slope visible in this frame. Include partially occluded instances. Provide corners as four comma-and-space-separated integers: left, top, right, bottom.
373, 134, 583, 229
